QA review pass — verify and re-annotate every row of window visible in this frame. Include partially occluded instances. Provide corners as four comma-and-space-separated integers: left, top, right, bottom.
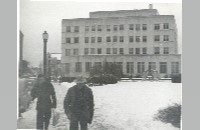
65, 23, 169, 32
65, 61, 179, 74
65, 35, 170, 44
65, 47, 169, 56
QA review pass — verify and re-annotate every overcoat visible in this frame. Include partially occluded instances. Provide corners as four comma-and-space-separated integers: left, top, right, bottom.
31, 80, 57, 111
63, 85, 94, 123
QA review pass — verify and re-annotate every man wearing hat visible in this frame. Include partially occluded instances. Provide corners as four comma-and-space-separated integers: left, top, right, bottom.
64, 76, 94, 130
31, 74, 57, 130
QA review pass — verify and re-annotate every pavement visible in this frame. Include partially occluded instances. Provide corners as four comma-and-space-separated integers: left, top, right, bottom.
17, 81, 181, 130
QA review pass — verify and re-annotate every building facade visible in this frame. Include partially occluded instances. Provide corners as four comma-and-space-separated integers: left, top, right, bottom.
61, 8, 181, 78
19, 31, 24, 76
47, 53, 62, 79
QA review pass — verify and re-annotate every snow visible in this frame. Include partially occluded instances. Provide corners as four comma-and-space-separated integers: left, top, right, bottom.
18, 81, 182, 130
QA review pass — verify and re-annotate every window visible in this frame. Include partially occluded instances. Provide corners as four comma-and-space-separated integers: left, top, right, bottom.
106, 48, 111, 54
164, 35, 169, 41
129, 36, 134, 43
154, 24, 160, 30
163, 47, 169, 54
171, 62, 179, 74
148, 62, 156, 70
106, 62, 112, 66
73, 49, 79, 55
85, 62, 92, 72
119, 36, 124, 42
91, 37, 95, 43
94, 62, 102, 67
116, 62, 123, 73
65, 63, 70, 73
85, 37, 89, 43
97, 37, 102, 43
136, 48, 140, 54
74, 26, 79, 32
163, 23, 169, 29
113, 36, 118, 42
66, 38, 71, 43
74, 37, 79, 43
154, 35, 160, 41
136, 36, 140, 42
142, 24, 147, 30
137, 62, 145, 74
75, 62, 82, 72
91, 25, 96, 31
106, 37, 111, 42
154, 47, 160, 54
142, 36, 147, 42
119, 48, 124, 54
106, 25, 111, 31
90, 48, 95, 54
65, 49, 71, 56
129, 24, 134, 30
136, 24, 140, 31
66, 26, 71, 32
85, 26, 89, 32
160, 62, 167, 73
84, 48, 89, 55
113, 25, 118, 31
127, 62, 134, 74
129, 48, 134, 54
97, 25, 102, 31
97, 48, 102, 54
113, 48, 117, 54
142, 47, 147, 54
119, 25, 124, 30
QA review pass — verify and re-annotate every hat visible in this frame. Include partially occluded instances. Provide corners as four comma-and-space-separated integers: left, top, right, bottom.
74, 75, 86, 83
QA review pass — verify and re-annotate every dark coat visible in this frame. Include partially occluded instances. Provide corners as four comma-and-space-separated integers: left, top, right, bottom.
31, 80, 57, 111
63, 85, 94, 123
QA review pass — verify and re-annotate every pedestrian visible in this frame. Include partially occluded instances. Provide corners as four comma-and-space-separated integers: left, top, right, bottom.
64, 76, 94, 130
31, 74, 57, 130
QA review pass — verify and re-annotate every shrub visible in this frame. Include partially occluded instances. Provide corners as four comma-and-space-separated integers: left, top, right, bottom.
90, 62, 123, 79
102, 74, 118, 84
154, 103, 181, 128
134, 74, 142, 78
171, 74, 181, 83
88, 74, 118, 85
164, 74, 169, 78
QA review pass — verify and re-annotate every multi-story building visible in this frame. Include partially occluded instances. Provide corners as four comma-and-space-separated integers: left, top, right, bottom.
61, 6, 181, 78
47, 53, 62, 79
20, 31, 24, 63
19, 30, 24, 76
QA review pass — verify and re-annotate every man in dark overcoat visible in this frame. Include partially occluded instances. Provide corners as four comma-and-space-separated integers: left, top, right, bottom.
31, 74, 57, 130
64, 76, 94, 130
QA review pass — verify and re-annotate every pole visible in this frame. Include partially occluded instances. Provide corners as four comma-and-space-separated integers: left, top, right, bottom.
43, 39, 47, 77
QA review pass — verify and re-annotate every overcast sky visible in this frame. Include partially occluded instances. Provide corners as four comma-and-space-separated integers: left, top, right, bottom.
20, 0, 182, 67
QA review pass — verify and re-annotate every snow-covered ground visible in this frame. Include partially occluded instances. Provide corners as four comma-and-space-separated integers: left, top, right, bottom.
18, 81, 181, 130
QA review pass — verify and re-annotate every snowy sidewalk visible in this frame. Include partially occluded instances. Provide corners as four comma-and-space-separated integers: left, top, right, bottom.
17, 83, 70, 130
18, 81, 181, 130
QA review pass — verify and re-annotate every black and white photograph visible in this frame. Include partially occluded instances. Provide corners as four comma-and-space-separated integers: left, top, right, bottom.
17, 0, 182, 130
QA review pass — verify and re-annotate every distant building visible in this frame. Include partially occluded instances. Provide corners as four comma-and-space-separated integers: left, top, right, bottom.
61, 6, 181, 78
19, 31, 24, 76
47, 53, 62, 79
20, 31, 24, 62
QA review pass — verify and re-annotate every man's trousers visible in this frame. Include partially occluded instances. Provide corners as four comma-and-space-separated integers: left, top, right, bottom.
36, 109, 51, 130
70, 114, 88, 130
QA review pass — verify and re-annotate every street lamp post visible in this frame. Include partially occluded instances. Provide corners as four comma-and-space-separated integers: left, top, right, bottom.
42, 31, 49, 78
